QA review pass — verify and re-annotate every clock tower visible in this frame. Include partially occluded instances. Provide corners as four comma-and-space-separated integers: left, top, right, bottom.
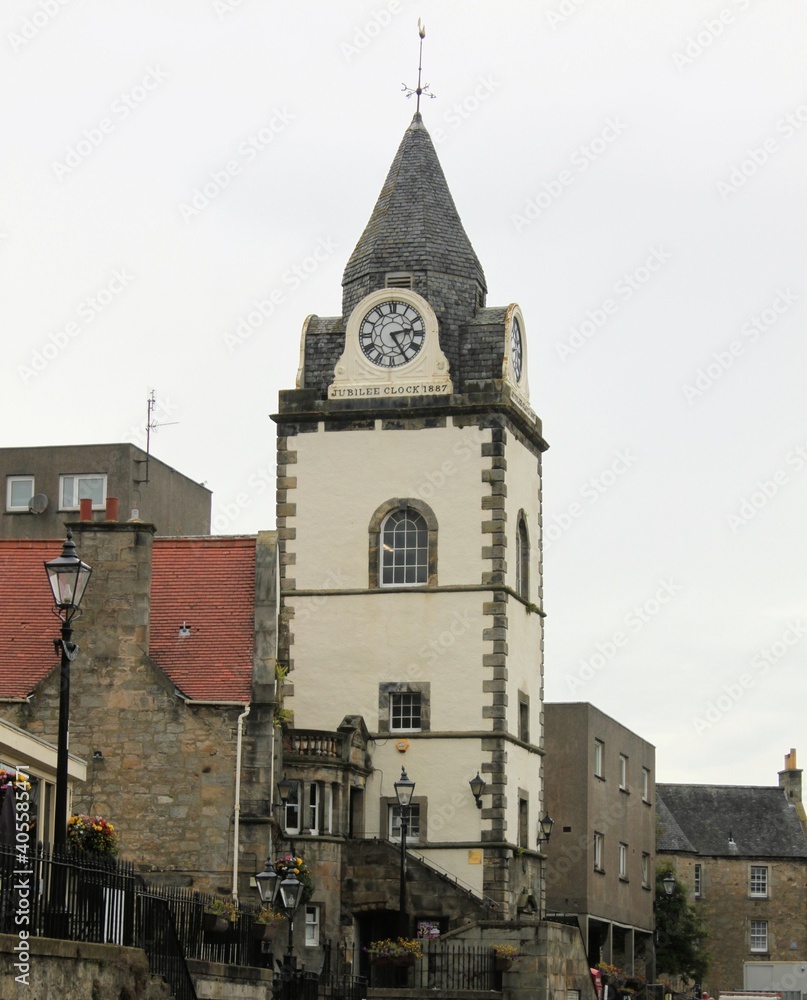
273, 111, 548, 929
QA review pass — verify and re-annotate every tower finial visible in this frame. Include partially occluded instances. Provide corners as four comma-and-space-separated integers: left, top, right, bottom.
402, 19, 435, 113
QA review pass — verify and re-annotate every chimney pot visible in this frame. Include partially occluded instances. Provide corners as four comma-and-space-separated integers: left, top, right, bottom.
105, 497, 119, 521
79, 497, 93, 521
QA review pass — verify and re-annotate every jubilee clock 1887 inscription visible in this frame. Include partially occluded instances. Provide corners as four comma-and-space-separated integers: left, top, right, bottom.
359, 300, 425, 368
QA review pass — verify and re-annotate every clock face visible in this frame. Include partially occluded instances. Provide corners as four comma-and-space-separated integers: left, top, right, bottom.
511, 317, 523, 382
359, 300, 426, 368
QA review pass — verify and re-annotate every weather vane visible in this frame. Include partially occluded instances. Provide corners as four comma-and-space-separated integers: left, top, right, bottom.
402, 19, 435, 112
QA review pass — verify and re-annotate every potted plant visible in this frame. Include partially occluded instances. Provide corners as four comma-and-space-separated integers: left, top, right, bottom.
366, 937, 422, 967
274, 854, 314, 903
493, 943, 519, 971
203, 897, 238, 933
252, 906, 287, 941
66, 814, 120, 857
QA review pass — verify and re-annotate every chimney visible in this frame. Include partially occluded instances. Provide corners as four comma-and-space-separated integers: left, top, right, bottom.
79, 497, 93, 521
779, 748, 802, 804
105, 497, 119, 521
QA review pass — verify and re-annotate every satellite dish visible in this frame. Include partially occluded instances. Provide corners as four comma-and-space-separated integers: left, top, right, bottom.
28, 494, 48, 514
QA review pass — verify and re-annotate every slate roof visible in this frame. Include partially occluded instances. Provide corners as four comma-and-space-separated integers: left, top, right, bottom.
0, 535, 256, 703
657, 782, 807, 858
342, 112, 486, 293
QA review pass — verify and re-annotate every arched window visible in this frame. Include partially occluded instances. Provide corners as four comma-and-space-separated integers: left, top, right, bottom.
516, 513, 529, 600
368, 499, 438, 588
381, 509, 428, 586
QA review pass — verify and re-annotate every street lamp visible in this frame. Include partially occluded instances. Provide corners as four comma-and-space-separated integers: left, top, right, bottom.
651, 871, 676, 991
469, 772, 485, 809
394, 766, 415, 937
44, 529, 92, 852
537, 812, 555, 847
662, 871, 676, 897
255, 857, 281, 908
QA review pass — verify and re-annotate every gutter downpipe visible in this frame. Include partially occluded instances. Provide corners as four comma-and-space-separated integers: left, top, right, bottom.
232, 703, 251, 904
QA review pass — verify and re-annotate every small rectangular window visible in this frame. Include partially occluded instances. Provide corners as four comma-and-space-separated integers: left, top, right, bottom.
6, 476, 35, 512
284, 781, 301, 835
642, 853, 650, 887
385, 273, 413, 289
594, 832, 604, 870
750, 865, 768, 898
305, 905, 320, 947
59, 473, 107, 510
619, 754, 628, 790
619, 843, 628, 879
390, 692, 422, 731
694, 863, 702, 897
594, 740, 604, 778
750, 920, 768, 953
308, 782, 320, 833
518, 797, 528, 849
389, 803, 420, 843
642, 767, 651, 802
518, 693, 530, 743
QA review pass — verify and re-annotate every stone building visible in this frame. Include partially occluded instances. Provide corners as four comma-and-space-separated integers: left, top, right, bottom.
543, 703, 656, 974
0, 443, 211, 539
657, 750, 807, 995
0, 516, 277, 897
272, 108, 550, 959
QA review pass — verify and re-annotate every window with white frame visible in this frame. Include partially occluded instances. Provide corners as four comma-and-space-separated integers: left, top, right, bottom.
642, 853, 650, 887
6, 476, 35, 512
750, 920, 768, 953
642, 767, 651, 802
594, 740, 604, 778
594, 831, 604, 870
389, 803, 421, 843
308, 782, 320, 833
390, 691, 422, 732
305, 905, 320, 947
619, 754, 628, 790
381, 509, 428, 586
694, 863, 702, 897
59, 473, 107, 510
750, 865, 768, 898
619, 843, 628, 879
284, 781, 301, 835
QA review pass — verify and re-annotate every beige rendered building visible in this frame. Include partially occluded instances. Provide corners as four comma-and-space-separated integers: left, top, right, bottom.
543, 703, 656, 973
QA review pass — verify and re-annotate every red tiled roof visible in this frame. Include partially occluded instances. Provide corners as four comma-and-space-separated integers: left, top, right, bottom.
150, 537, 256, 702
0, 536, 256, 703
0, 540, 62, 699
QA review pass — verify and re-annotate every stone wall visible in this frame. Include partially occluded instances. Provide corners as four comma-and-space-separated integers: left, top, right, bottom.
671, 853, 807, 995
4, 522, 275, 899
0, 933, 172, 1000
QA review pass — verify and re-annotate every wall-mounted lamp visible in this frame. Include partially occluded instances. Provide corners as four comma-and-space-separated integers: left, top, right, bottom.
662, 871, 676, 897
536, 812, 555, 847
469, 772, 485, 809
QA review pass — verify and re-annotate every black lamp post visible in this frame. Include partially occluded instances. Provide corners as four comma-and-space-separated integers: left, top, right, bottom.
394, 766, 415, 937
44, 529, 92, 852
651, 871, 676, 990
536, 812, 554, 919
278, 872, 305, 969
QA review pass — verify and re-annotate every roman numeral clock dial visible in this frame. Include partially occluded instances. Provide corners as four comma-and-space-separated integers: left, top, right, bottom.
359, 300, 426, 368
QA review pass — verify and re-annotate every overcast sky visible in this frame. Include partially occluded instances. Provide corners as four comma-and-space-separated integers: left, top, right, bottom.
3, 1, 805, 788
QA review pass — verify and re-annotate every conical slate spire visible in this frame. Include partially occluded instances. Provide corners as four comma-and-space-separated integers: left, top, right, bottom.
342, 113, 486, 317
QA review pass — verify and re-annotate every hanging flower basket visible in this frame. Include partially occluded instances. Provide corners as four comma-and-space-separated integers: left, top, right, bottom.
495, 956, 514, 971
366, 938, 422, 966
203, 913, 228, 934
